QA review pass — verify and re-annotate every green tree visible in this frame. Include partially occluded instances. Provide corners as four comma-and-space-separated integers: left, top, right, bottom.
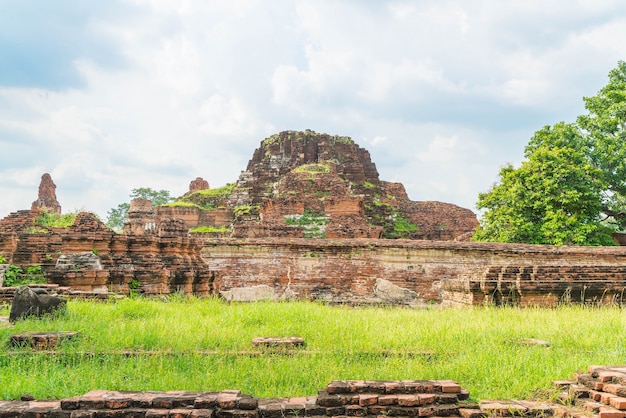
474, 61, 626, 246
578, 60, 626, 230
474, 123, 614, 245
105, 188, 173, 231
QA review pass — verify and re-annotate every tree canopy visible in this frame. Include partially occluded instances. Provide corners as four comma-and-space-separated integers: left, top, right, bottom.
105, 188, 173, 231
474, 61, 626, 246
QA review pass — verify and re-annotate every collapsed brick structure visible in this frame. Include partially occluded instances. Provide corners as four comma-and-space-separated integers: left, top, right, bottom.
162, 130, 479, 240
1, 135, 626, 305
31, 173, 61, 214
3, 367, 626, 417
0, 211, 212, 296
0, 379, 494, 418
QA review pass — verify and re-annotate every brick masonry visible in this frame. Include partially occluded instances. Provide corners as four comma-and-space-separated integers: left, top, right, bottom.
0, 379, 474, 418
3, 226, 626, 305
5, 370, 624, 418
203, 238, 626, 306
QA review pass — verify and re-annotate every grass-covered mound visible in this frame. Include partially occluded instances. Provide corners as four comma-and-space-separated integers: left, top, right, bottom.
0, 298, 624, 401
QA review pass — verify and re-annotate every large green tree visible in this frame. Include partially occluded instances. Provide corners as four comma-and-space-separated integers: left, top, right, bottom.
474, 61, 626, 246
578, 60, 626, 230
105, 188, 173, 231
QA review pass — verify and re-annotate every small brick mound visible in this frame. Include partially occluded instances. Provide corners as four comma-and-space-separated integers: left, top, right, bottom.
2, 370, 624, 418
557, 365, 626, 418
252, 337, 305, 347
10, 331, 79, 349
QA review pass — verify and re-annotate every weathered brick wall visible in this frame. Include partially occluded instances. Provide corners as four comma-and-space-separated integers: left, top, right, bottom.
4, 222, 626, 305
202, 239, 626, 305
323, 196, 363, 216
0, 213, 212, 297
156, 206, 201, 228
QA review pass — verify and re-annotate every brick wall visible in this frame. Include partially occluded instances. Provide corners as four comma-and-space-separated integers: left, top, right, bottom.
202, 239, 626, 306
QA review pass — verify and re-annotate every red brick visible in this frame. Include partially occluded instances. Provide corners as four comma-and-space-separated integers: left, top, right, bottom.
397, 395, 421, 407
358, 394, 378, 407
599, 407, 626, 418
378, 395, 398, 406
610, 397, 626, 410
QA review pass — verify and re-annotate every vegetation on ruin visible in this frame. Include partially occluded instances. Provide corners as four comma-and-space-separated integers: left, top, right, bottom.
393, 215, 418, 233
35, 210, 79, 228
171, 184, 236, 210
233, 204, 259, 218
189, 225, 230, 234
2, 264, 46, 287
285, 209, 329, 238
366, 198, 418, 238
262, 131, 354, 149
474, 61, 626, 246
292, 163, 332, 175
1, 299, 624, 401
106, 188, 174, 231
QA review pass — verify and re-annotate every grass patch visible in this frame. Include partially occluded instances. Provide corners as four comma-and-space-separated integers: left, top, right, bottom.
168, 184, 236, 210
36, 210, 79, 228
0, 300, 624, 401
160, 201, 198, 208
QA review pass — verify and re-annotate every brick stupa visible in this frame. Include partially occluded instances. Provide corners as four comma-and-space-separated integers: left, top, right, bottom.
31, 173, 61, 214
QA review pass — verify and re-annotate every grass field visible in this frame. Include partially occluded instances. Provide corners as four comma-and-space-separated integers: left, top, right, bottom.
0, 297, 625, 401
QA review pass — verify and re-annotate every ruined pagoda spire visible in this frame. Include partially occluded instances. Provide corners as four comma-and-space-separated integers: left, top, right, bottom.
31, 173, 62, 214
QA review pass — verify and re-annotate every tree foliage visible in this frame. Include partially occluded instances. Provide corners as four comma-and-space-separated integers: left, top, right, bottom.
474, 61, 626, 246
105, 188, 173, 231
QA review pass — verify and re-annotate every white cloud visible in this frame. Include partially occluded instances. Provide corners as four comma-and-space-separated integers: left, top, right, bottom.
1, 0, 626, 220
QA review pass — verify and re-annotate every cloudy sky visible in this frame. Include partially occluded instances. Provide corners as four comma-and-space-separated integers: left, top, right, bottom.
1, 1, 625, 221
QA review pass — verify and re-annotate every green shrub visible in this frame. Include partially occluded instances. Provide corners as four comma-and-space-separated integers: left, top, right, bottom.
3, 264, 46, 287
36, 210, 79, 228
0, 255, 6, 264
394, 216, 418, 232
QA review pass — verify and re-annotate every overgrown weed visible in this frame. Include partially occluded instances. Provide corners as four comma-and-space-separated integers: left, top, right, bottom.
0, 300, 624, 401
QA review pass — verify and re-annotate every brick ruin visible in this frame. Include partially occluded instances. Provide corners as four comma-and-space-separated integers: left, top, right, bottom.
0, 209, 212, 296
153, 130, 479, 240
31, 173, 62, 214
1, 133, 626, 306
1, 366, 626, 417
203, 238, 626, 306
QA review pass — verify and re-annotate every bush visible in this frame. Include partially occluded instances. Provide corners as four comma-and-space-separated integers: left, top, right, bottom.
3, 264, 46, 287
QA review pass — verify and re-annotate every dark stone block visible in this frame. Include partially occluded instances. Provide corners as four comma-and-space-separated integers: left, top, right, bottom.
9, 286, 66, 322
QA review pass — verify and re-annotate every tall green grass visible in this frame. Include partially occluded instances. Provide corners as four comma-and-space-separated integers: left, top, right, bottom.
1, 298, 625, 401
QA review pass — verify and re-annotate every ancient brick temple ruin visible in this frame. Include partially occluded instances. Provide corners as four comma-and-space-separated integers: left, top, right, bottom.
2, 131, 626, 305
0, 175, 212, 296
146, 130, 480, 240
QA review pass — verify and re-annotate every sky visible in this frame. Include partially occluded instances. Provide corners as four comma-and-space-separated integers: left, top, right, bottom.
1, 0, 625, 221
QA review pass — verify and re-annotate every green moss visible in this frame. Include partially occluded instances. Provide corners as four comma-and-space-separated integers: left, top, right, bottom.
363, 181, 377, 189
233, 205, 251, 216
170, 184, 236, 210
285, 209, 329, 239
190, 226, 230, 234
160, 201, 198, 208
293, 163, 332, 174
192, 184, 236, 198
328, 135, 354, 145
